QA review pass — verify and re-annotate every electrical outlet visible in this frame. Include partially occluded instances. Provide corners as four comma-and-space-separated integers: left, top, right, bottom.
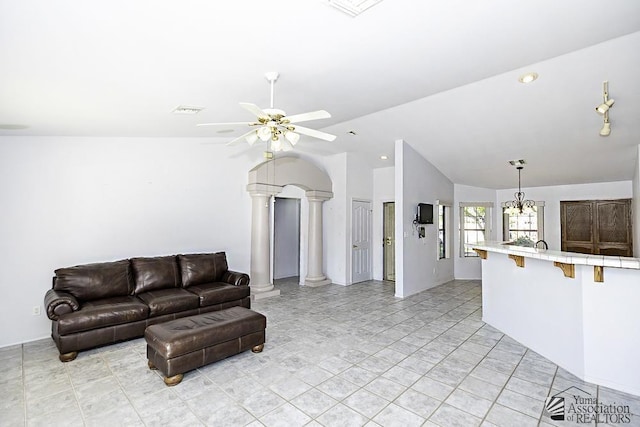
32, 306, 41, 316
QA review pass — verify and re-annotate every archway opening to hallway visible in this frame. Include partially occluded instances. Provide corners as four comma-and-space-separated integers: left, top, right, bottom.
247, 156, 333, 299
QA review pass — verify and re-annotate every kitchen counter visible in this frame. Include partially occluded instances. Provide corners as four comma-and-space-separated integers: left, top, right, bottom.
472, 242, 640, 396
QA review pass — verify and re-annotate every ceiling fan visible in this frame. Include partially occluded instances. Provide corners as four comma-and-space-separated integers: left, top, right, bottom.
197, 72, 336, 152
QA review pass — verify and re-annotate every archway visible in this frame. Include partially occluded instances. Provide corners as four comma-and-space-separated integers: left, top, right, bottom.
246, 156, 333, 299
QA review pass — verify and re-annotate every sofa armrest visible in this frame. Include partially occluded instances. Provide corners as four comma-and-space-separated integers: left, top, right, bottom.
221, 270, 250, 287
44, 289, 80, 320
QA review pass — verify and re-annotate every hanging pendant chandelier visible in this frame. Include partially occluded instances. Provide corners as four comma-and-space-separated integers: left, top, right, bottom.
504, 166, 535, 214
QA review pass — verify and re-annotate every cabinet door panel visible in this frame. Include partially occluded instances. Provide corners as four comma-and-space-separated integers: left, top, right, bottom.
561, 199, 632, 257
563, 203, 593, 243
597, 201, 631, 245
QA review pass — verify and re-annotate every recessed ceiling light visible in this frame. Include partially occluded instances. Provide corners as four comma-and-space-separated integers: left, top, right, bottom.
518, 72, 538, 84
380, 155, 388, 160
172, 105, 204, 115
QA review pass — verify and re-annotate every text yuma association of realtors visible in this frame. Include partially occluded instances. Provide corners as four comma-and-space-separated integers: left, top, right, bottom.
566, 395, 632, 424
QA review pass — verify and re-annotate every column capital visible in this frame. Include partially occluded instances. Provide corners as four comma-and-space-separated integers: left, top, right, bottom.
305, 190, 333, 202
247, 183, 283, 197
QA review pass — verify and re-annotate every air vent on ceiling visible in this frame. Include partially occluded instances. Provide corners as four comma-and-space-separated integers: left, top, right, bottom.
0, 124, 29, 130
172, 105, 204, 115
327, 0, 383, 16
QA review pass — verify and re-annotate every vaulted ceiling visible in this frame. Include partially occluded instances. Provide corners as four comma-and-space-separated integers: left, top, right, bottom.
1, 0, 639, 188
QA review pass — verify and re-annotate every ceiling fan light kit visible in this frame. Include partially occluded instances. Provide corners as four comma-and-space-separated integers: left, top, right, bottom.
257, 126, 272, 142
198, 72, 336, 152
245, 131, 259, 145
285, 130, 300, 145
596, 81, 614, 137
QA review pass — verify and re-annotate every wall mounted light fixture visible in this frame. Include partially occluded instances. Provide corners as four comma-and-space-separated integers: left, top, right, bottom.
596, 81, 614, 137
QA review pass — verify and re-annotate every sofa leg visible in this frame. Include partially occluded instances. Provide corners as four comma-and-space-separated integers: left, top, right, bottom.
251, 344, 264, 353
148, 360, 157, 370
59, 351, 78, 362
163, 374, 183, 386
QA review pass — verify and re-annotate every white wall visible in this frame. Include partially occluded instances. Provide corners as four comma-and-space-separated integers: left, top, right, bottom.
373, 167, 394, 280
453, 184, 498, 280
346, 153, 374, 284
395, 140, 454, 298
495, 180, 632, 251
320, 153, 348, 285
319, 152, 374, 285
0, 136, 271, 347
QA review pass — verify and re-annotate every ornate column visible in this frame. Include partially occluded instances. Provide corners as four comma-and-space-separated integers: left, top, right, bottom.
247, 183, 282, 299
305, 190, 333, 287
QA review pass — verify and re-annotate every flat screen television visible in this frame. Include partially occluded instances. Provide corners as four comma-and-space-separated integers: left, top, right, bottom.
416, 203, 434, 224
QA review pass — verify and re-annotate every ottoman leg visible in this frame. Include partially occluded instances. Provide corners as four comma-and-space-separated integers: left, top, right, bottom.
59, 352, 78, 362
164, 374, 183, 386
252, 344, 264, 353
148, 360, 157, 370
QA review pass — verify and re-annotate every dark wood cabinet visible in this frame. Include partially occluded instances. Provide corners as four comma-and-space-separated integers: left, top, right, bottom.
561, 199, 632, 256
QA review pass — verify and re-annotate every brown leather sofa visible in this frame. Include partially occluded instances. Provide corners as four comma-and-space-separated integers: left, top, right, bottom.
44, 252, 250, 362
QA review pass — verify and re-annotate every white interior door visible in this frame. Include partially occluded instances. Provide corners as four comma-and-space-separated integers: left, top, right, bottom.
352, 200, 372, 283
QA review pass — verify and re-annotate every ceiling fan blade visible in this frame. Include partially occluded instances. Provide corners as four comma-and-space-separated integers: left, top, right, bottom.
196, 122, 254, 127
285, 110, 331, 124
239, 102, 269, 120
226, 129, 259, 146
292, 125, 337, 142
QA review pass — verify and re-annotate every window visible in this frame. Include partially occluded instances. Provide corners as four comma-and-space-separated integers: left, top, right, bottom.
460, 202, 493, 257
438, 205, 446, 259
502, 202, 545, 246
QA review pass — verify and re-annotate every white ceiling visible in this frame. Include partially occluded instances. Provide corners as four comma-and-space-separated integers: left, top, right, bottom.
1, 0, 639, 188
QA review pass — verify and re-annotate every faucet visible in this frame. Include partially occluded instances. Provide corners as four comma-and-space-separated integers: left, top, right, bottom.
535, 240, 548, 250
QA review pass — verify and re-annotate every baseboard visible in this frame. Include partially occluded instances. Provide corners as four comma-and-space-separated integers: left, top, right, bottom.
0, 335, 50, 349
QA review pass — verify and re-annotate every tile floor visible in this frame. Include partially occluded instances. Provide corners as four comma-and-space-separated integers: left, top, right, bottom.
2, 279, 639, 426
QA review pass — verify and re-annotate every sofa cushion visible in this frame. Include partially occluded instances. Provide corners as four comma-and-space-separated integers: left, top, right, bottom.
178, 252, 228, 288
54, 260, 132, 301
137, 288, 200, 317
186, 282, 250, 307
57, 296, 148, 335
131, 256, 180, 295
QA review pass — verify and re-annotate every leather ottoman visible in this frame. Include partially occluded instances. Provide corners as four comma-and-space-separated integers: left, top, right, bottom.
145, 306, 266, 385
